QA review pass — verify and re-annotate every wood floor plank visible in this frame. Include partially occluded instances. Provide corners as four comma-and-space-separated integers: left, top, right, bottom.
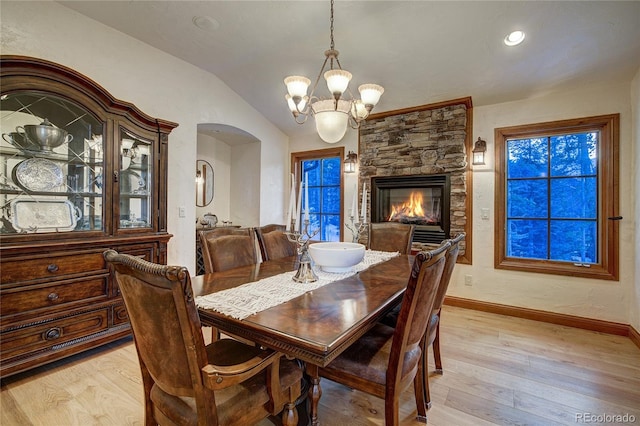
440, 351, 640, 421
2, 306, 639, 426
446, 341, 640, 409
444, 388, 563, 426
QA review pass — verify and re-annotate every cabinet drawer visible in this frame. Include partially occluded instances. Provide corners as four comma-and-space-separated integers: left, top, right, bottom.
1, 251, 107, 284
113, 303, 129, 325
1, 308, 109, 360
1, 277, 109, 316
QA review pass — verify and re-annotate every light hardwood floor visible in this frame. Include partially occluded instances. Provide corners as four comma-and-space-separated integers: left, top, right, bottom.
2, 306, 639, 425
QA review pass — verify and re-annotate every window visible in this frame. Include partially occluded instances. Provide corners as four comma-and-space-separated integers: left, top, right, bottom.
292, 148, 344, 242
495, 114, 619, 280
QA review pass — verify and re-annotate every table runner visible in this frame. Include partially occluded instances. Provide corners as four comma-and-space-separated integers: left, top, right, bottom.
195, 250, 399, 320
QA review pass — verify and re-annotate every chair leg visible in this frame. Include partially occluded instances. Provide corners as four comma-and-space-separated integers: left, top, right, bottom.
210, 327, 220, 342
433, 319, 443, 374
384, 394, 401, 426
423, 343, 432, 410
413, 336, 428, 422
281, 402, 299, 426
414, 367, 427, 423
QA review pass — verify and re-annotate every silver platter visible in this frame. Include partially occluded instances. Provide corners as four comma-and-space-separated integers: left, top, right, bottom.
10, 198, 80, 233
13, 157, 64, 192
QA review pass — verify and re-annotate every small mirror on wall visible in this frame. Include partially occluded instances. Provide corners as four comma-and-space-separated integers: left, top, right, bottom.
196, 160, 214, 207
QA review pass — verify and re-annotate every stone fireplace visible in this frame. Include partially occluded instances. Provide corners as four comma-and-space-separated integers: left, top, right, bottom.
358, 98, 472, 263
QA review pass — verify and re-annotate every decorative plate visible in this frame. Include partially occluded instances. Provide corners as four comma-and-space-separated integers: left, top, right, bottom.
10, 199, 81, 233
13, 158, 64, 192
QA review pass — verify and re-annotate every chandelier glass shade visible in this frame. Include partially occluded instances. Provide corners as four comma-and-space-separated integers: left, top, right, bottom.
284, 0, 384, 143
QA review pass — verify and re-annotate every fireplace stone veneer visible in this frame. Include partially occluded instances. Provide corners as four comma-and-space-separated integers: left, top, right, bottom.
358, 98, 472, 262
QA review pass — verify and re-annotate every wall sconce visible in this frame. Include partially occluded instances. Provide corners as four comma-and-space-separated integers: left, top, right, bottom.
472, 137, 487, 165
344, 151, 358, 173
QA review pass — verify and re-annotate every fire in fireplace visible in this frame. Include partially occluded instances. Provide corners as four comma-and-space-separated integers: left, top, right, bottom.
371, 174, 450, 244
388, 190, 440, 225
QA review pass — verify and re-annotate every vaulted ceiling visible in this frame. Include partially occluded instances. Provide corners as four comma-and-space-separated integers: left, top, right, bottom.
59, 1, 640, 139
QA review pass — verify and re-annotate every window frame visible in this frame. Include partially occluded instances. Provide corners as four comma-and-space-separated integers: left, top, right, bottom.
494, 114, 619, 280
291, 147, 345, 242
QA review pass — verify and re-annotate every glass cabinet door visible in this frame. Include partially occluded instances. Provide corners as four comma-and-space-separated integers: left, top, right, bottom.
118, 128, 152, 230
0, 91, 104, 235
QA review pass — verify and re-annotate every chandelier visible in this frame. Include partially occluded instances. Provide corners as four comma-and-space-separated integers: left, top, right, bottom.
284, 0, 384, 143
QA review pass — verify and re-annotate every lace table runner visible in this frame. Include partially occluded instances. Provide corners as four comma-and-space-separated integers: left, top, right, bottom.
195, 250, 399, 320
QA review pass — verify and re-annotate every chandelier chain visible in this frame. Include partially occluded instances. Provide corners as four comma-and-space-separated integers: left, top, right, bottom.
283, 0, 384, 142
329, 0, 335, 51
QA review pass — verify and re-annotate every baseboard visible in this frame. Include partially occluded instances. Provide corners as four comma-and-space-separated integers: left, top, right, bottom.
443, 296, 639, 349
629, 326, 640, 350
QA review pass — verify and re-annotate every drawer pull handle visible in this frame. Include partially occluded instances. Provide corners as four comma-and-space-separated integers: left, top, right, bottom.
48, 292, 59, 301
44, 327, 61, 341
47, 264, 59, 273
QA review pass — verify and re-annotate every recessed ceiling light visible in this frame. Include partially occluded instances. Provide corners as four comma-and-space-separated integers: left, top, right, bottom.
504, 30, 525, 46
193, 16, 220, 32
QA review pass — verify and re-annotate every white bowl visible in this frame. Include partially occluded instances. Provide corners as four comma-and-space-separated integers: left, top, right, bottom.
309, 242, 365, 273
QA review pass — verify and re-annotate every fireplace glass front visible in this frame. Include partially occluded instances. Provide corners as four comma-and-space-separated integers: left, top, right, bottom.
371, 174, 450, 244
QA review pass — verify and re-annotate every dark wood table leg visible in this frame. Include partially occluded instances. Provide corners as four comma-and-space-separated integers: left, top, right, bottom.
305, 363, 322, 426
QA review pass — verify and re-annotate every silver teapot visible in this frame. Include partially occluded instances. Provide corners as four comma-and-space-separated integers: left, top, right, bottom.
2, 131, 41, 152
15, 118, 73, 153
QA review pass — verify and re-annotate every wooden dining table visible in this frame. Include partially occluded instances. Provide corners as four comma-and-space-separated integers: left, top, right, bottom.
191, 253, 415, 426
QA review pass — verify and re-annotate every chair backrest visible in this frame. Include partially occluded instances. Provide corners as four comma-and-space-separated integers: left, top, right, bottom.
199, 227, 258, 273
386, 241, 449, 391
103, 249, 210, 399
431, 233, 465, 317
255, 224, 297, 261
368, 222, 415, 254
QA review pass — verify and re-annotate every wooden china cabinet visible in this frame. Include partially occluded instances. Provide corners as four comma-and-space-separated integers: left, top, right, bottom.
0, 56, 178, 378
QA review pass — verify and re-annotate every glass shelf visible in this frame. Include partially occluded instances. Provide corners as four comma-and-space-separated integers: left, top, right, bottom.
0, 91, 104, 235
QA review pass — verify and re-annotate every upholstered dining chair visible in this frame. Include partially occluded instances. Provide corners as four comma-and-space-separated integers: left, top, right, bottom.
318, 241, 450, 424
368, 222, 416, 254
198, 227, 259, 273
103, 249, 303, 426
380, 233, 466, 411
255, 224, 297, 262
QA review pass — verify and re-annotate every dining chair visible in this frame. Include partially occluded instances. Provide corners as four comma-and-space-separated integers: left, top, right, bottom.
368, 222, 416, 254
255, 224, 297, 262
380, 233, 466, 410
103, 249, 303, 426
318, 241, 450, 424
198, 227, 259, 273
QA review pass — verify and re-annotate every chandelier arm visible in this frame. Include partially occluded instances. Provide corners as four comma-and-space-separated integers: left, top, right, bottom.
294, 102, 311, 116
309, 55, 331, 100
295, 113, 309, 125
344, 85, 357, 101
348, 115, 361, 130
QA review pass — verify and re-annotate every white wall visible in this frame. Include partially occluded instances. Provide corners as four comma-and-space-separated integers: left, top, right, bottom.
230, 142, 261, 227
292, 81, 637, 325
631, 67, 640, 332
196, 134, 231, 221
466, 81, 635, 324
1, 1, 289, 273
